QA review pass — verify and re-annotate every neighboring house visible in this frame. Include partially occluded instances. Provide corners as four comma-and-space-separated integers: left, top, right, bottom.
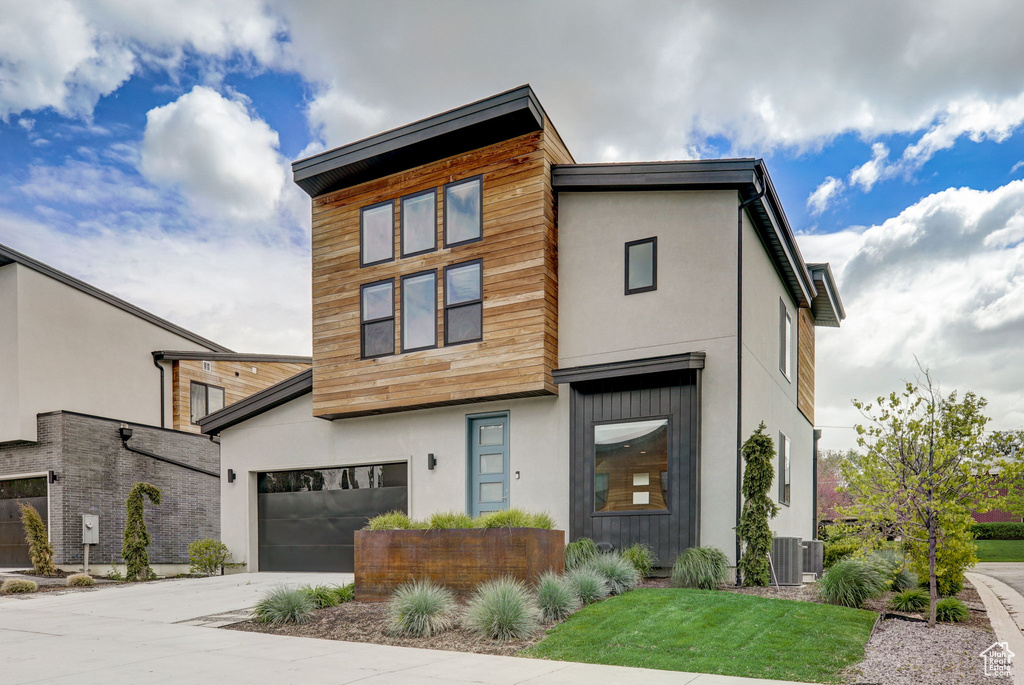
0, 243, 310, 570
202, 85, 845, 573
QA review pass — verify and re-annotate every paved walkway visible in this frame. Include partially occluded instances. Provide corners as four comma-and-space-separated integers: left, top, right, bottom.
0, 572, 817, 685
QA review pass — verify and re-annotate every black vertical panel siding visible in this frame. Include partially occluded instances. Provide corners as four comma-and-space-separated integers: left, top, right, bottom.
568, 370, 700, 567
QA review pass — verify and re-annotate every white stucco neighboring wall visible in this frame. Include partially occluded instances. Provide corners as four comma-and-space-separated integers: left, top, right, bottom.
0, 264, 20, 442
218, 393, 565, 570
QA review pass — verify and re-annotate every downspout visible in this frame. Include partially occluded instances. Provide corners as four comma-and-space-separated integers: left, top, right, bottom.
813, 428, 822, 539
152, 355, 165, 428
735, 185, 767, 581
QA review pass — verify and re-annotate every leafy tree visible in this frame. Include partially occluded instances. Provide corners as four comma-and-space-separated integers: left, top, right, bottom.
818, 449, 856, 523
18, 502, 56, 575
736, 422, 780, 586
840, 372, 1002, 626
122, 482, 162, 581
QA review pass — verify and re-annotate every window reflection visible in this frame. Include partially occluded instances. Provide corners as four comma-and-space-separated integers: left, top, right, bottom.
361, 202, 394, 265
402, 271, 436, 351
258, 463, 407, 493
445, 178, 481, 245
594, 419, 669, 512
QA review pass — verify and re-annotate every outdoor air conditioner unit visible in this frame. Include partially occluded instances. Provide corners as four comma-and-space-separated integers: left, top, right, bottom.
772, 536, 804, 586
802, 539, 824, 578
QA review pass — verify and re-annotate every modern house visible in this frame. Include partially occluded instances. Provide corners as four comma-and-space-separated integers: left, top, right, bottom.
203, 85, 845, 573
0, 243, 310, 571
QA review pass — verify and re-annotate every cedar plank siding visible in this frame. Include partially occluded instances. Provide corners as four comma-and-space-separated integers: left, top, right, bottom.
310, 127, 572, 419
172, 360, 312, 433
797, 307, 815, 424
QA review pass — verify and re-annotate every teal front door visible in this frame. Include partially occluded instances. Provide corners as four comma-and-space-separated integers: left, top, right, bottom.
468, 413, 509, 517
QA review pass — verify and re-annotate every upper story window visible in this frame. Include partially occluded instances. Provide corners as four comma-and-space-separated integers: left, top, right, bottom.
444, 260, 483, 345
778, 431, 791, 505
401, 270, 437, 352
361, 200, 394, 267
625, 237, 657, 295
779, 299, 792, 380
361, 279, 395, 358
444, 177, 482, 247
401, 189, 437, 257
190, 381, 225, 424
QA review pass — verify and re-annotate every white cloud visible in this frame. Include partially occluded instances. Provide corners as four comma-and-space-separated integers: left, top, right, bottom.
849, 143, 892, 191
18, 160, 161, 207
1012, 161, 1024, 175
807, 176, 844, 216
140, 86, 286, 223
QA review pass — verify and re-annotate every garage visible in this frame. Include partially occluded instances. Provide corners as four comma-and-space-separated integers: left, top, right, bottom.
257, 462, 407, 572
0, 477, 47, 567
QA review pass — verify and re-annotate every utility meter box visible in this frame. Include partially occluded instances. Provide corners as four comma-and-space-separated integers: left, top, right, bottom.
82, 514, 99, 545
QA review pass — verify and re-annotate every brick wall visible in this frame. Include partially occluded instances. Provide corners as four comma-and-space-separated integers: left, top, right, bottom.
0, 411, 219, 565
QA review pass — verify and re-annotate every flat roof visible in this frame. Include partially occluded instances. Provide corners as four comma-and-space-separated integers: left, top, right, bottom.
153, 351, 312, 364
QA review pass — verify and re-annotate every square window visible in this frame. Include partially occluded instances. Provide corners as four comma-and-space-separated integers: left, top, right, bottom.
401, 190, 436, 257
479, 423, 503, 446
480, 482, 503, 502
593, 418, 669, 512
479, 453, 503, 474
625, 237, 657, 294
444, 177, 482, 247
190, 381, 226, 424
360, 201, 394, 266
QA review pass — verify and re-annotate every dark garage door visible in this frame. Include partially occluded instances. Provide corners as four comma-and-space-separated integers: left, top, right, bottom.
257, 463, 407, 572
0, 477, 48, 568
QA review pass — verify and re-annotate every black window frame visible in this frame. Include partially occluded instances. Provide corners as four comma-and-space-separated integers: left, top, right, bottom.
360, 199, 396, 268
190, 381, 225, 425
400, 188, 438, 258
443, 175, 483, 249
443, 258, 484, 346
624, 236, 658, 295
590, 414, 672, 516
778, 430, 791, 506
400, 269, 438, 353
779, 298, 792, 380
360, 278, 396, 359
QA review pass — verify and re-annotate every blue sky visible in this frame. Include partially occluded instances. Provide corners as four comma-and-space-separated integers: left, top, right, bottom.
3, 1, 1024, 449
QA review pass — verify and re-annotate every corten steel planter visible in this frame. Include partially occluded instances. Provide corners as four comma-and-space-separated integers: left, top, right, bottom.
354, 528, 565, 601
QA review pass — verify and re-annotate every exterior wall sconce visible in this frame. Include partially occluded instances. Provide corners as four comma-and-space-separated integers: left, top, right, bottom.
47, 470, 58, 484
227, 469, 236, 483
118, 426, 133, 442
427, 453, 437, 470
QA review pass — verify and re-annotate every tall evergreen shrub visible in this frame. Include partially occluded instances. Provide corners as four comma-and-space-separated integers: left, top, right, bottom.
122, 482, 161, 581
18, 502, 56, 575
736, 423, 780, 586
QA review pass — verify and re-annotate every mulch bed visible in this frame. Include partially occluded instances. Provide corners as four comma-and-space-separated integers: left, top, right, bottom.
16, 569, 73, 578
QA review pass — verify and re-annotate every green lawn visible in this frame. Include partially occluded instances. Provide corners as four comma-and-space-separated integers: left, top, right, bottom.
524, 589, 877, 684
975, 539, 1024, 562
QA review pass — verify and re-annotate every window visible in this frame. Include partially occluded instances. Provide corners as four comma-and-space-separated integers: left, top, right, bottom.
444, 176, 482, 247
360, 200, 394, 267
361, 279, 395, 358
444, 260, 483, 345
779, 299, 793, 379
593, 418, 669, 513
401, 189, 437, 257
779, 431, 791, 505
190, 382, 225, 424
401, 270, 437, 352
625, 237, 657, 294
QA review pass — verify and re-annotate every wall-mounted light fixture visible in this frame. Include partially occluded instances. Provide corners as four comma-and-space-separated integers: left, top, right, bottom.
427, 453, 437, 470
118, 426, 133, 442
227, 469, 236, 483
47, 470, 58, 484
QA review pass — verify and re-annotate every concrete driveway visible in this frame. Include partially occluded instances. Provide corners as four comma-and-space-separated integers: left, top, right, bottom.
975, 562, 1024, 596
0, 572, 816, 685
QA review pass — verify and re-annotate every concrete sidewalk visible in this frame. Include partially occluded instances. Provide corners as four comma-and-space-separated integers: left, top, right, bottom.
968, 570, 1024, 685
0, 572, 820, 685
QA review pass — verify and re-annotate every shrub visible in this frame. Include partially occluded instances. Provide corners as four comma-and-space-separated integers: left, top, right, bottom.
935, 597, 969, 623
475, 508, 554, 529
584, 553, 640, 595
331, 583, 355, 603
427, 511, 475, 529
187, 539, 231, 576
0, 578, 37, 594
564, 537, 599, 571
465, 577, 541, 641
66, 573, 94, 587
104, 563, 124, 581
824, 537, 861, 569
301, 584, 340, 609
565, 567, 610, 605
18, 502, 56, 575
889, 588, 929, 612
819, 559, 887, 608
971, 522, 1024, 540
536, 572, 580, 622
736, 424, 780, 586
365, 510, 415, 530
621, 542, 656, 577
252, 586, 315, 625
122, 482, 161, 581
893, 568, 918, 591
671, 546, 729, 590
865, 549, 916, 590
387, 580, 457, 637
919, 574, 964, 598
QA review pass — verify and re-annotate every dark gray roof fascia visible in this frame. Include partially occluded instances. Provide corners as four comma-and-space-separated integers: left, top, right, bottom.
553, 352, 706, 385
153, 351, 312, 364
553, 159, 817, 308
808, 263, 846, 327
0, 242, 231, 352
292, 85, 547, 198
199, 368, 313, 435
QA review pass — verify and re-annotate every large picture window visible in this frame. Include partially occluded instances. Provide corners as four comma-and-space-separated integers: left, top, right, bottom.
593, 418, 669, 513
625, 237, 657, 294
444, 176, 482, 247
779, 431, 791, 505
190, 381, 225, 424
361, 200, 394, 267
401, 189, 436, 257
361, 279, 395, 359
444, 260, 483, 345
401, 270, 437, 352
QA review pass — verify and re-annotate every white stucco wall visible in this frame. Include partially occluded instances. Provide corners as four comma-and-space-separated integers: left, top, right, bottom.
1, 263, 219, 442
740, 209, 815, 541
218, 393, 565, 570
0, 264, 20, 441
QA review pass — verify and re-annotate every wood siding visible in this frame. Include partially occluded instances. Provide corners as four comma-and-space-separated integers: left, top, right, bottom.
310, 127, 573, 419
172, 360, 311, 433
797, 307, 815, 424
